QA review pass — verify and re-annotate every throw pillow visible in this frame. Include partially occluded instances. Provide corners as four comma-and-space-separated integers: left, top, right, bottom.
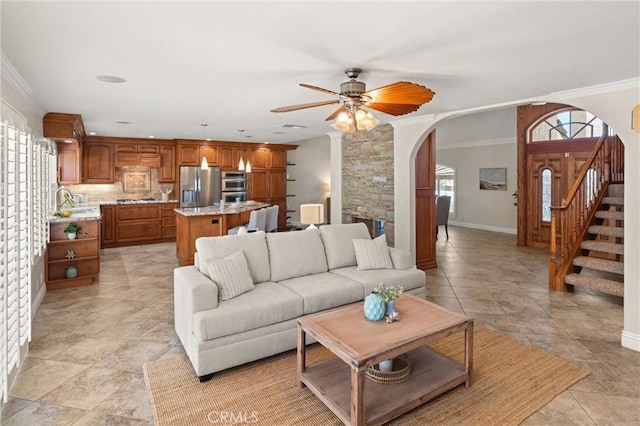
207, 250, 255, 301
352, 234, 394, 270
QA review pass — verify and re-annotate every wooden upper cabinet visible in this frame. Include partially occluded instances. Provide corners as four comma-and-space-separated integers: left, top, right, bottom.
249, 147, 269, 169
270, 149, 287, 169
201, 146, 218, 166
43, 113, 85, 144
178, 145, 200, 165
219, 146, 235, 169
57, 143, 82, 185
159, 145, 176, 182
83, 142, 114, 183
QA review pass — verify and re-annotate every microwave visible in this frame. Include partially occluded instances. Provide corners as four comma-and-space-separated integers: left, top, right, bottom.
222, 171, 247, 191
222, 191, 247, 203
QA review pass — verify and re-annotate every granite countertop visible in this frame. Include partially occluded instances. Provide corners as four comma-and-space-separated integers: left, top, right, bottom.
49, 199, 180, 223
175, 201, 270, 217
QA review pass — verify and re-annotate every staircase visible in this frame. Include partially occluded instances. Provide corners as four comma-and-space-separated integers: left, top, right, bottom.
564, 184, 624, 296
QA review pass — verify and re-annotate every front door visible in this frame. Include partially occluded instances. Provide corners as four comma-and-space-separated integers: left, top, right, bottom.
525, 141, 595, 248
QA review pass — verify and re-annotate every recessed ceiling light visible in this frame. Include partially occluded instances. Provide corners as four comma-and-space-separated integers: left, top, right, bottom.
116, 121, 132, 125
88, 131, 96, 136
273, 131, 285, 134
279, 124, 307, 129
96, 75, 127, 83
530, 101, 547, 106
148, 135, 155, 138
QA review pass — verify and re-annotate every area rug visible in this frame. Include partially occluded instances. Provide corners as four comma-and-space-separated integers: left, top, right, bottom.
144, 326, 589, 425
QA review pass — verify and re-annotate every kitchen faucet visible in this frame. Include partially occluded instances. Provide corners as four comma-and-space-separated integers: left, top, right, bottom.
55, 187, 75, 211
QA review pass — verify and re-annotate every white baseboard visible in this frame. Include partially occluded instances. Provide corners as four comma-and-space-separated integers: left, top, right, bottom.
32, 284, 46, 320
621, 330, 640, 352
448, 221, 517, 235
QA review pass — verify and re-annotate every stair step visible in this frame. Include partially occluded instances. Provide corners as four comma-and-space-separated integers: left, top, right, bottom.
602, 197, 624, 206
564, 273, 623, 297
608, 184, 624, 197
573, 256, 624, 274
588, 225, 624, 238
581, 240, 624, 255
595, 210, 624, 221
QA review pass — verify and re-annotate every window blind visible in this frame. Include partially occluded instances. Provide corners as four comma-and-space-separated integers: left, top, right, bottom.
0, 114, 53, 406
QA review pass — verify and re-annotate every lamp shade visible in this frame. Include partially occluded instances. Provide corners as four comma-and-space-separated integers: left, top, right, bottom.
300, 204, 324, 229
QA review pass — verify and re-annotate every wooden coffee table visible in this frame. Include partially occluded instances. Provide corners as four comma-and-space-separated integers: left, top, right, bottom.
297, 293, 473, 426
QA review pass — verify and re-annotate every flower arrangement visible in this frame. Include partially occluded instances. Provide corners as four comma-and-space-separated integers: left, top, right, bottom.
373, 283, 404, 303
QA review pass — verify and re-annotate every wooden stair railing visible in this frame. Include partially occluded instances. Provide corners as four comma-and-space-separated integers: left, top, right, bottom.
549, 128, 624, 291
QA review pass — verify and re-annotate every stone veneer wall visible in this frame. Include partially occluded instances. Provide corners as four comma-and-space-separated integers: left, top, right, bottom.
342, 124, 395, 246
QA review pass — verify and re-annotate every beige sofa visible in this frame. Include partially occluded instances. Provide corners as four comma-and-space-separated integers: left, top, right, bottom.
173, 222, 426, 381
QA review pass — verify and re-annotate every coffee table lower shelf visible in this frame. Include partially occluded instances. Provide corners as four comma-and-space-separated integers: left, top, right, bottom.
301, 345, 468, 426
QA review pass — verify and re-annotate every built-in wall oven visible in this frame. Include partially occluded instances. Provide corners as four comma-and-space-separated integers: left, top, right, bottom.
221, 172, 247, 191
222, 191, 248, 203
221, 171, 247, 202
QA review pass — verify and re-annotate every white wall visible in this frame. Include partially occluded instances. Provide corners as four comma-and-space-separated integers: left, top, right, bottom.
436, 141, 517, 234
286, 135, 331, 224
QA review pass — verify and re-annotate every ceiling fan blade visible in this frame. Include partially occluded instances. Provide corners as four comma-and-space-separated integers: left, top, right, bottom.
300, 83, 340, 97
270, 99, 339, 113
364, 102, 424, 116
364, 81, 435, 107
324, 106, 347, 121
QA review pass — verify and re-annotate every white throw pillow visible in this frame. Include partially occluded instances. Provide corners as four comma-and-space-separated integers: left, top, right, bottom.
206, 250, 255, 301
352, 234, 394, 270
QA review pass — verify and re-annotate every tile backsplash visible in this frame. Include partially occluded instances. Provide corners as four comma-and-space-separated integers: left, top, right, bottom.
65, 167, 174, 202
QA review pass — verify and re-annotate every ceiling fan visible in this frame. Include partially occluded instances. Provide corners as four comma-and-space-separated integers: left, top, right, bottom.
271, 67, 435, 133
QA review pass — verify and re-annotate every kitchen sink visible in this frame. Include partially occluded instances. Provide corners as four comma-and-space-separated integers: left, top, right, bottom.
67, 207, 97, 214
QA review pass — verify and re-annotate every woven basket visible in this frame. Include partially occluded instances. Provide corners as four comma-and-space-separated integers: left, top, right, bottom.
366, 354, 412, 384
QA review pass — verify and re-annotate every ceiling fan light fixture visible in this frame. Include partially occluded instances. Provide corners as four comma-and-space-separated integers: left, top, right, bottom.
332, 111, 356, 133
332, 108, 379, 133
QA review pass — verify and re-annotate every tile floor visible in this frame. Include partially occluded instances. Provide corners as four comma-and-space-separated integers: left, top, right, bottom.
2, 226, 639, 425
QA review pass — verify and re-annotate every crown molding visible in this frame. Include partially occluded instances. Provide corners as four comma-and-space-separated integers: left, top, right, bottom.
1, 50, 46, 116
551, 78, 640, 100
437, 137, 515, 150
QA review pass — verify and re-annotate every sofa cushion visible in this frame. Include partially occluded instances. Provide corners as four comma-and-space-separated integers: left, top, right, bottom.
352, 234, 394, 270
277, 272, 364, 314
192, 281, 303, 341
196, 232, 270, 284
266, 229, 328, 282
330, 267, 426, 295
319, 223, 371, 270
206, 250, 254, 301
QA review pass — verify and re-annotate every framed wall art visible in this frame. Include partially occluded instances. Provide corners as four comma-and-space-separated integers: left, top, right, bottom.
479, 167, 507, 191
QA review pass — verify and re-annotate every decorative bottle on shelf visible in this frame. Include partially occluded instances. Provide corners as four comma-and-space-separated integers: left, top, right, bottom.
65, 265, 78, 279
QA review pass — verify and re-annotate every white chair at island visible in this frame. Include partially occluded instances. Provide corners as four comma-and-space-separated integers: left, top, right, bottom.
265, 205, 279, 232
228, 208, 267, 235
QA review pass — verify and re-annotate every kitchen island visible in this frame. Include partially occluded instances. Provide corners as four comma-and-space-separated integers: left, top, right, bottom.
175, 202, 270, 266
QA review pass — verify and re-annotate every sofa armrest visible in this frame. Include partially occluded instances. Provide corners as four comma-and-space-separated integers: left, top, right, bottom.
174, 266, 219, 354
174, 266, 219, 312
388, 247, 413, 270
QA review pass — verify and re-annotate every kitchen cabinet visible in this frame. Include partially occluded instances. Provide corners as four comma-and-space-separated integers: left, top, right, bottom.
249, 147, 269, 169
102, 203, 177, 247
114, 143, 161, 167
44, 113, 86, 185
178, 144, 200, 165
83, 142, 114, 183
100, 205, 116, 247
161, 203, 178, 238
57, 143, 82, 185
248, 171, 269, 200
159, 145, 176, 182
270, 149, 287, 169
45, 219, 100, 290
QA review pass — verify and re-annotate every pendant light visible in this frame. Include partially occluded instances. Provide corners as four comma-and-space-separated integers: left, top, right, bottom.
237, 130, 245, 171
244, 134, 252, 173
200, 124, 209, 170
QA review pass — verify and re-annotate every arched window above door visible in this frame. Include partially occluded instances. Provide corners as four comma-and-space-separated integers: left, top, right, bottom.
530, 110, 605, 142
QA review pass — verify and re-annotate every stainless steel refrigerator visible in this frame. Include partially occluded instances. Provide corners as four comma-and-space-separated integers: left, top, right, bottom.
179, 166, 221, 207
